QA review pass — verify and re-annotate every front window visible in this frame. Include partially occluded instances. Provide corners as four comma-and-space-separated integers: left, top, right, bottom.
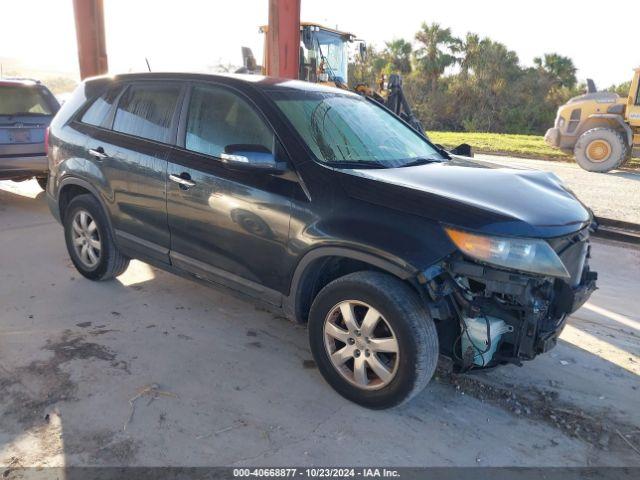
185, 85, 274, 158
271, 89, 444, 168
0, 85, 55, 116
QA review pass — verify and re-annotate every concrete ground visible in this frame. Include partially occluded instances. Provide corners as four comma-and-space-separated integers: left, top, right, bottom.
476, 154, 640, 225
0, 179, 639, 468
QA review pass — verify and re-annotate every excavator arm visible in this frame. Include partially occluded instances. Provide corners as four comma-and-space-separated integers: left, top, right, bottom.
355, 75, 427, 139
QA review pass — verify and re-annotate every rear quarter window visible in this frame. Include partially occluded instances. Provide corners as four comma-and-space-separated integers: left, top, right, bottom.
112, 84, 180, 143
80, 88, 121, 127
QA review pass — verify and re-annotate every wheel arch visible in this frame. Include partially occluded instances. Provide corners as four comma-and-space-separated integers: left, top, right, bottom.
284, 246, 421, 324
585, 114, 633, 145
57, 177, 115, 236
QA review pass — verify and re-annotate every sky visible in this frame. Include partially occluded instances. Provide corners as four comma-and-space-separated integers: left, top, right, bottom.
1, 0, 637, 88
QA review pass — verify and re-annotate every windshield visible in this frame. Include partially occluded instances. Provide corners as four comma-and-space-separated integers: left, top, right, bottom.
300, 29, 349, 84
316, 30, 348, 82
271, 90, 444, 167
0, 85, 55, 116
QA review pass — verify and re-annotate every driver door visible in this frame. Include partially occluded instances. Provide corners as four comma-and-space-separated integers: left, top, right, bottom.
166, 83, 294, 303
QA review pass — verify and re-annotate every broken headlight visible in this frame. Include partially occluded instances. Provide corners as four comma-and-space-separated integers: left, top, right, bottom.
445, 227, 570, 279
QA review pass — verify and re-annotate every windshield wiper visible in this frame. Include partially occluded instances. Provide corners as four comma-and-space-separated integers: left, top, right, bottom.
327, 160, 389, 169
400, 157, 445, 168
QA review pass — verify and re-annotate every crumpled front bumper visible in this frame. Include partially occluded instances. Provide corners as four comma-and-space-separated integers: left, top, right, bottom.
532, 270, 598, 355
441, 229, 597, 368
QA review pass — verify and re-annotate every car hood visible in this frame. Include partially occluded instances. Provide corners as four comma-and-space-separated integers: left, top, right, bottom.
337, 157, 592, 238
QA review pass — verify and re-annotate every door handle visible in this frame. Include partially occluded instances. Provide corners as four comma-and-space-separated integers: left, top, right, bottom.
169, 173, 196, 188
88, 147, 108, 160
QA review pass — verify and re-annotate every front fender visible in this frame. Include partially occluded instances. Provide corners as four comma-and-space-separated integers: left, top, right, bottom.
283, 212, 456, 319
588, 113, 633, 145
282, 244, 425, 321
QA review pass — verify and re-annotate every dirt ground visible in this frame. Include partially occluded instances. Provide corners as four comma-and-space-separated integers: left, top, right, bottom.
475, 154, 640, 225
0, 179, 639, 469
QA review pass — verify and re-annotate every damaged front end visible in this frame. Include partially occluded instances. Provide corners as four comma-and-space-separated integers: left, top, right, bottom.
422, 226, 597, 370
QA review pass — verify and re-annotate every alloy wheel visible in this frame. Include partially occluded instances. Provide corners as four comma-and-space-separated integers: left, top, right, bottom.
71, 210, 101, 268
323, 300, 400, 390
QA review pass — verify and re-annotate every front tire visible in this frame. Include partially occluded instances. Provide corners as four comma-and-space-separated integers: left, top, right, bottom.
63, 194, 129, 281
308, 271, 438, 409
574, 128, 628, 172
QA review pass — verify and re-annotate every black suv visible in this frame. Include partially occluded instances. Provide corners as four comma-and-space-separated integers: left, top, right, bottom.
1, 78, 60, 189
46, 73, 597, 408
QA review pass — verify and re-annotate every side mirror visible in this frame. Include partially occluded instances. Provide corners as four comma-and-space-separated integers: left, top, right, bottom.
221, 144, 286, 172
302, 27, 314, 50
449, 143, 474, 157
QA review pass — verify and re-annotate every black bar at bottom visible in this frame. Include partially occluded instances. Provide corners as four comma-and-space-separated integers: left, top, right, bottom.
1, 467, 638, 480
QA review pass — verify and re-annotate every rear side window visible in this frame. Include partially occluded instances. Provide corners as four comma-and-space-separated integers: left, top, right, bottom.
80, 88, 120, 127
0, 85, 55, 115
185, 85, 273, 157
113, 84, 180, 142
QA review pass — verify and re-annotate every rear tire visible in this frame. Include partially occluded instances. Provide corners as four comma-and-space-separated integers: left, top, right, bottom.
63, 194, 129, 281
308, 271, 438, 409
36, 176, 48, 190
574, 128, 628, 172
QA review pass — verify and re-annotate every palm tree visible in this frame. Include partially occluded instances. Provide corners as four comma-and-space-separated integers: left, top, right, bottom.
414, 22, 458, 91
383, 39, 413, 75
534, 53, 577, 89
451, 32, 481, 77
473, 39, 520, 81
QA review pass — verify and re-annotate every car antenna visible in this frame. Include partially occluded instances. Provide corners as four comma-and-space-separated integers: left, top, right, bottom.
145, 57, 152, 72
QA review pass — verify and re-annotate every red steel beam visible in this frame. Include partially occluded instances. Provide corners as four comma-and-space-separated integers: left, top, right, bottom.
72, 0, 108, 79
266, 0, 300, 79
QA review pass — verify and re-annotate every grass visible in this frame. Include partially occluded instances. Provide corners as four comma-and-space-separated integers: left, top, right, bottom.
427, 131, 571, 160
427, 131, 639, 168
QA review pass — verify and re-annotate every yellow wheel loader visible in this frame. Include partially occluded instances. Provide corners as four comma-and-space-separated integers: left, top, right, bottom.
545, 68, 640, 172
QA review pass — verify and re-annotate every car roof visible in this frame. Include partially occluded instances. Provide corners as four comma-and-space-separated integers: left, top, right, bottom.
85, 72, 358, 97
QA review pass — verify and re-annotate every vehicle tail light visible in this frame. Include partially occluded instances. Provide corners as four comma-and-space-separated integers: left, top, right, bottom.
44, 127, 50, 154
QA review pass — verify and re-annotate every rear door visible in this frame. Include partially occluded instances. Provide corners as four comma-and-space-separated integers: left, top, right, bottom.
166, 83, 294, 301
79, 81, 183, 264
